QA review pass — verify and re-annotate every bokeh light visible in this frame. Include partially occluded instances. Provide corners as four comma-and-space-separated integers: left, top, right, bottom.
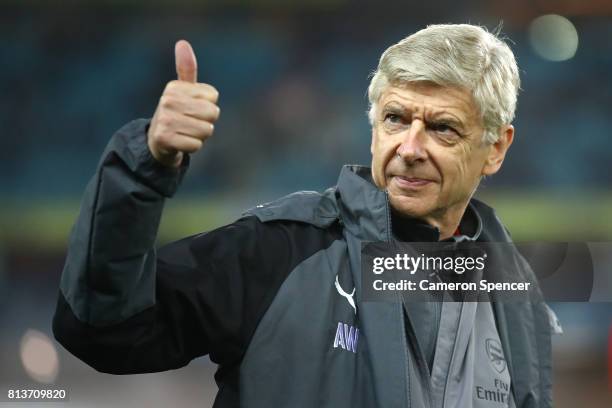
19, 329, 60, 384
529, 14, 579, 61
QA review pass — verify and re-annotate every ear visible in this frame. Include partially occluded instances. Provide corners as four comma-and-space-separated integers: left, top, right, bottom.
482, 125, 514, 176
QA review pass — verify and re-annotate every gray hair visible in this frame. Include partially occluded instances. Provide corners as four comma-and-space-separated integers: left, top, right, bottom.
367, 24, 520, 144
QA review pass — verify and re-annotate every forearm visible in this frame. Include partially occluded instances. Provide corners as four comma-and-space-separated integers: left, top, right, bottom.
58, 119, 188, 327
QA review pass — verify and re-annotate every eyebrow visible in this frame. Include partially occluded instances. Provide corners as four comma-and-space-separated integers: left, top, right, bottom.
381, 102, 467, 132
380, 102, 406, 115
429, 115, 466, 132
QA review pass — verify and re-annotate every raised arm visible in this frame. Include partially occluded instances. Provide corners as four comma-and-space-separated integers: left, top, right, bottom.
53, 40, 224, 373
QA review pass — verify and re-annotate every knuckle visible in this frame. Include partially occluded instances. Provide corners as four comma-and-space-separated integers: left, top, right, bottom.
156, 133, 169, 148
200, 100, 220, 120
196, 123, 214, 139
165, 80, 180, 91
211, 104, 221, 120
200, 102, 219, 121
159, 95, 173, 109
209, 86, 219, 102
199, 83, 219, 102
186, 139, 203, 153
158, 133, 175, 148
157, 114, 171, 128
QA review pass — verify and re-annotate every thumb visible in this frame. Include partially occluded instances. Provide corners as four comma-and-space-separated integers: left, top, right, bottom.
175, 39, 197, 83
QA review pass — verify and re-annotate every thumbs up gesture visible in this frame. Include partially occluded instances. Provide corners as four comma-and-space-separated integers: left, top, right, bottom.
147, 40, 220, 168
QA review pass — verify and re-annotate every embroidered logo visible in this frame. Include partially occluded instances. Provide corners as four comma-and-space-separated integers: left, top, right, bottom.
485, 338, 507, 373
335, 275, 356, 314
333, 322, 359, 353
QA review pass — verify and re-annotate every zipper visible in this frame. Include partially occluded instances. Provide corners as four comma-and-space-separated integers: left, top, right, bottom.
432, 293, 441, 357
384, 191, 392, 243
385, 191, 434, 408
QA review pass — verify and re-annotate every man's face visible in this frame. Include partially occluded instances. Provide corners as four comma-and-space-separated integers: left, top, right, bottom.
370, 82, 512, 226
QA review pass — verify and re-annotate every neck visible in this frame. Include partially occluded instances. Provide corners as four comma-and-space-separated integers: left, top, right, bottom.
430, 205, 466, 240
392, 201, 469, 241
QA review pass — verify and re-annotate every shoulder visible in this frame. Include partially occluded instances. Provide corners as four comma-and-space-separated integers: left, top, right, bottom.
199, 214, 341, 254
243, 188, 340, 228
159, 214, 343, 275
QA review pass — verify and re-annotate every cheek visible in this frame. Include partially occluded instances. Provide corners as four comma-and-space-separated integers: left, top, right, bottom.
439, 147, 485, 193
371, 150, 387, 187
436, 149, 471, 187
371, 133, 394, 186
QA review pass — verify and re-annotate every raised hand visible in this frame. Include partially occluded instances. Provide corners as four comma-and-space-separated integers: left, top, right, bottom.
147, 40, 220, 168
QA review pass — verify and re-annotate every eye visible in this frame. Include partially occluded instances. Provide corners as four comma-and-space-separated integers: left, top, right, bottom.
430, 122, 459, 136
383, 113, 402, 124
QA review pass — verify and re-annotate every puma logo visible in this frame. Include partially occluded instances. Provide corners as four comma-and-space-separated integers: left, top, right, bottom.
335, 275, 356, 314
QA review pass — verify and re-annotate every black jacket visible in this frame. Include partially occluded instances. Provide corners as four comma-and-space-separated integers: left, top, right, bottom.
53, 119, 553, 407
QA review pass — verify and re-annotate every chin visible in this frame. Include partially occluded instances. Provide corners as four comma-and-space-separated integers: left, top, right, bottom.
388, 194, 435, 219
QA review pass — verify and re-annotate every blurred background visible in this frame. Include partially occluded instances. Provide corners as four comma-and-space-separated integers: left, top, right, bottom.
1, 0, 611, 406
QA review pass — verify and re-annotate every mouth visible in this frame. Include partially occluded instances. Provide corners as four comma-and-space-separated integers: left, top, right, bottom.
391, 175, 434, 190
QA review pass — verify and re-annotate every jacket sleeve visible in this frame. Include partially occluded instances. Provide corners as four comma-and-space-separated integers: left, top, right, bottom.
52, 119, 297, 374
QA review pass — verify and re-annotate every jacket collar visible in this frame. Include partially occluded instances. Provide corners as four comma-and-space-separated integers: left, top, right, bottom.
335, 165, 391, 241
335, 164, 482, 242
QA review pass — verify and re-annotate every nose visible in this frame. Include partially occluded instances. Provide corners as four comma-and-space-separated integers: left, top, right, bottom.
396, 119, 427, 163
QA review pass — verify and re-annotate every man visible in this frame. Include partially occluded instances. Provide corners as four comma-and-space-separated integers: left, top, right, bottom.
53, 24, 554, 407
